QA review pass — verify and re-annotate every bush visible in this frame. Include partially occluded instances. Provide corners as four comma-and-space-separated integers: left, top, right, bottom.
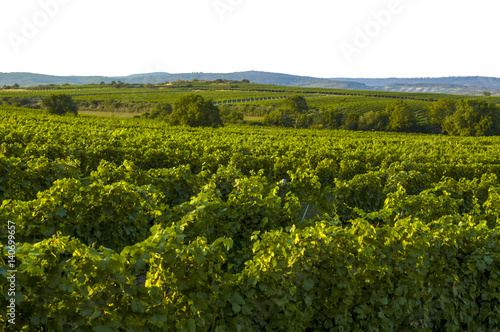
443, 99, 500, 136
168, 94, 223, 127
358, 110, 389, 131
42, 94, 78, 116
387, 101, 417, 132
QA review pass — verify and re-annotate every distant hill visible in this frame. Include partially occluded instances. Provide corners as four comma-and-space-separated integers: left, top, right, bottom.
0, 72, 109, 87
331, 76, 500, 95
331, 77, 500, 88
0, 71, 371, 90
1, 71, 499, 96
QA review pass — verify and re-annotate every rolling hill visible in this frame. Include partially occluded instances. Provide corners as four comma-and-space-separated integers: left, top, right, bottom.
1, 71, 499, 95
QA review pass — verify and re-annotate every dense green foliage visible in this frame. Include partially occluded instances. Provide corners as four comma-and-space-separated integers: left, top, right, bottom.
41, 93, 78, 116
263, 95, 313, 128
386, 101, 418, 132
140, 102, 173, 120
283, 95, 309, 128
428, 99, 457, 133
168, 94, 223, 128
1, 105, 500, 330
442, 99, 500, 136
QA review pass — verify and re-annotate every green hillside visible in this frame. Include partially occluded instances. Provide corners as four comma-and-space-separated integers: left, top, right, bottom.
2, 71, 500, 95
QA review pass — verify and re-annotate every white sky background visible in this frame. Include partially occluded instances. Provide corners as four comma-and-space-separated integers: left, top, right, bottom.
0, 0, 499, 78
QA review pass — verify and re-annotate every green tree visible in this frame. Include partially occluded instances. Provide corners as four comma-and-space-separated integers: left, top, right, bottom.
283, 95, 309, 128
153, 102, 173, 116
358, 111, 389, 131
142, 103, 173, 120
344, 113, 360, 131
387, 101, 417, 132
219, 105, 244, 124
428, 99, 456, 133
320, 107, 343, 129
42, 93, 78, 116
263, 107, 293, 127
168, 94, 223, 127
296, 113, 314, 128
442, 99, 500, 136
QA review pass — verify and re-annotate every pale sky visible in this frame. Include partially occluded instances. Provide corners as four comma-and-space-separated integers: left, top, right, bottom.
1, 0, 499, 78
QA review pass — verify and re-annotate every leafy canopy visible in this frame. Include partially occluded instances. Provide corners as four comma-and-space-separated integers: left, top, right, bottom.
283, 95, 309, 128
42, 93, 78, 116
443, 99, 500, 136
387, 101, 417, 132
168, 94, 223, 128
428, 99, 456, 133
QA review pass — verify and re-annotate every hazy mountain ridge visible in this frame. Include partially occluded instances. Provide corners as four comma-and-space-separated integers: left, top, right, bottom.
331, 77, 500, 88
1, 71, 499, 95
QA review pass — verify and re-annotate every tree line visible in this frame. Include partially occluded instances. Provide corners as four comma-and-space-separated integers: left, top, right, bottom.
40, 92, 500, 136
262, 95, 500, 136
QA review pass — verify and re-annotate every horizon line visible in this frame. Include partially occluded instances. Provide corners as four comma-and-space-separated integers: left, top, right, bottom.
1, 71, 499, 80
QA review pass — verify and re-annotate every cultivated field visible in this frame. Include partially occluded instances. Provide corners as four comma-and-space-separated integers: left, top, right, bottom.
1, 83, 500, 331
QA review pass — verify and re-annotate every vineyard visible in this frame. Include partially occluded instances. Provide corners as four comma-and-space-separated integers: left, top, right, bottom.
3, 80, 497, 110
3, 81, 500, 135
1, 86, 500, 331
